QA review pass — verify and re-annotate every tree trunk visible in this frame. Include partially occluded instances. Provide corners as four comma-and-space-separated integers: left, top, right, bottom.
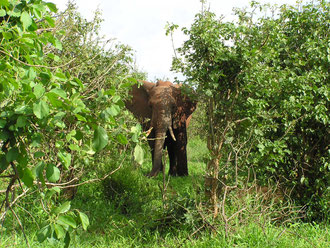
205, 156, 220, 218
205, 97, 222, 218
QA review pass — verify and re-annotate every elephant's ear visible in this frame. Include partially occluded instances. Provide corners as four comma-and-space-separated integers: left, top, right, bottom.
172, 85, 197, 129
125, 81, 155, 119
141, 80, 155, 93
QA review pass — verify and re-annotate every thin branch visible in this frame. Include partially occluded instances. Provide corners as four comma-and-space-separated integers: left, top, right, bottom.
16, 204, 40, 229
0, 188, 30, 221
10, 207, 30, 248
45, 154, 126, 189
0, 175, 16, 178
227, 207, 247, 222
0, 49, 76, 69
2, 156, 125, 193
36, 28, 57, 34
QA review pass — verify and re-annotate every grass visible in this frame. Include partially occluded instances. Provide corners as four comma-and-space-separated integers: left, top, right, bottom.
0, 137, 329, 247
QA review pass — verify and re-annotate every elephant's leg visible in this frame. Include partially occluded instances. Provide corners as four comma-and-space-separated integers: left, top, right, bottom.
166, 134, 178, 176
175, 128, 188, 176
177, 145, 188, 176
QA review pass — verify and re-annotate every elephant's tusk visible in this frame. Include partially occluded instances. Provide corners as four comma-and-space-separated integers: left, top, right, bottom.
168, 126, 176, 141
146, 127, 153, 137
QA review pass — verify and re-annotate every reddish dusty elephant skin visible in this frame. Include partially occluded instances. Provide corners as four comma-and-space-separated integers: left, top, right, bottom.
125, 80, 197, 177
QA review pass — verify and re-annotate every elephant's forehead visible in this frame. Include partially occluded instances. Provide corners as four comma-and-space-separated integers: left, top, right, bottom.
156, 80, 173, 87
148, 86, 176, 107
151, 86, 172, 95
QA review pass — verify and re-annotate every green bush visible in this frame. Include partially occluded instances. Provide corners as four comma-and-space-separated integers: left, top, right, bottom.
170, 0, 329, 221
102, 163, 160, 216
0, 0, 143, 246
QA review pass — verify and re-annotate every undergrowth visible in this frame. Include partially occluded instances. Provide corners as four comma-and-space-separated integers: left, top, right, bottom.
0, 137, 328, 247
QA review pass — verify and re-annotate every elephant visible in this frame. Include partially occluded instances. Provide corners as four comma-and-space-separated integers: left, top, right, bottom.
125, 80, 197, 177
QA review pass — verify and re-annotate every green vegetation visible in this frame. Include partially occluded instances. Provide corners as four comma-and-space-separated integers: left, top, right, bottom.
1, 138, 329, 247
1, 132, 328, 247
0, 0, 328, 247
169, 0, 329, 221
0, 0, 142, 246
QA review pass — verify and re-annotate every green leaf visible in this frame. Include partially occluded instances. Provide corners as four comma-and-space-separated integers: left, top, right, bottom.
21, 168, 34, 187
0, 119, 6, 128
46, 92, 63, 107
0, 0, 9, 7
6, 147, 19, 162
0, 155, 9, 173
2, 32, 12, 40
39, 72, 51, 83
34, 151, 45, 158
34, 161, 45, 184
105, 88, 115, 96
131, 124, 142, 142
109, 104, 120, 117
73, 77, 84, 89
75, 114, 87, 122
117, 133, 128, 145
0, 9, 6, 17
33, 100, 50, 119
134, 144, 144, 165
57, 151, 71, 169
57, 215, 76, 228
54, 55, 60, 62
20, 11, 32, 29
46, 2, 58, 12
54, 224, 65, 239
16, 115, 27, 128
131, 124, 142, 134
23, 38, 35, 46
0, 130, 9, 141
66, 130, 77, 142
17, 149, 28, 166
50, 88, 67, 98
45, 186, 61, 200
31, 133, 42, 147
33, 84, 45, 98
44, 16, 55, 27
64, 231, 70, 248
37, 225, 51, 243
54, 39, 62, 50
69, 144, 80, 151
93, 126, 108, 152
53, 201, 71, 215
7, 8, 21, 17
55, 72, 66, 81
112, 95, 121, 103
32, 5, 44, 19
14, 105, 29, 114
78, 212, 89, 231
46, 163, 60, 183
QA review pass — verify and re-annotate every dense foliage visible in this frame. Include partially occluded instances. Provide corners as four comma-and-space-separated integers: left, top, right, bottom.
169, 0, 329, 221
0, 0, 143, 246
1, 0, 328, 247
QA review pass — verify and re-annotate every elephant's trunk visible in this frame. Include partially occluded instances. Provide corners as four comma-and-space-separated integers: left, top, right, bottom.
148, 100, 177, 177
148, 130, 166, 177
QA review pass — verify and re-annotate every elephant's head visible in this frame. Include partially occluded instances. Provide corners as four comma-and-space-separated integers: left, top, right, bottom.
126, 80, 196, 176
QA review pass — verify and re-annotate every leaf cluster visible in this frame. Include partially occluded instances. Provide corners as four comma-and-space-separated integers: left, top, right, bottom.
0, 0, 144, 246
170, 0, 329, 221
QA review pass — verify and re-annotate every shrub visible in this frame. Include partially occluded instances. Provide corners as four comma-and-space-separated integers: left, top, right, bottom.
169, 0, 329, 221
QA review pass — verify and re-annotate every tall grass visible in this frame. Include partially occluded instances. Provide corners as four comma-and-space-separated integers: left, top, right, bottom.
0, 137, 328, 247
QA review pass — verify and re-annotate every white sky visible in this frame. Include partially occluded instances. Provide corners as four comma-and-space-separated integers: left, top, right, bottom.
51, 0, 304, 81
